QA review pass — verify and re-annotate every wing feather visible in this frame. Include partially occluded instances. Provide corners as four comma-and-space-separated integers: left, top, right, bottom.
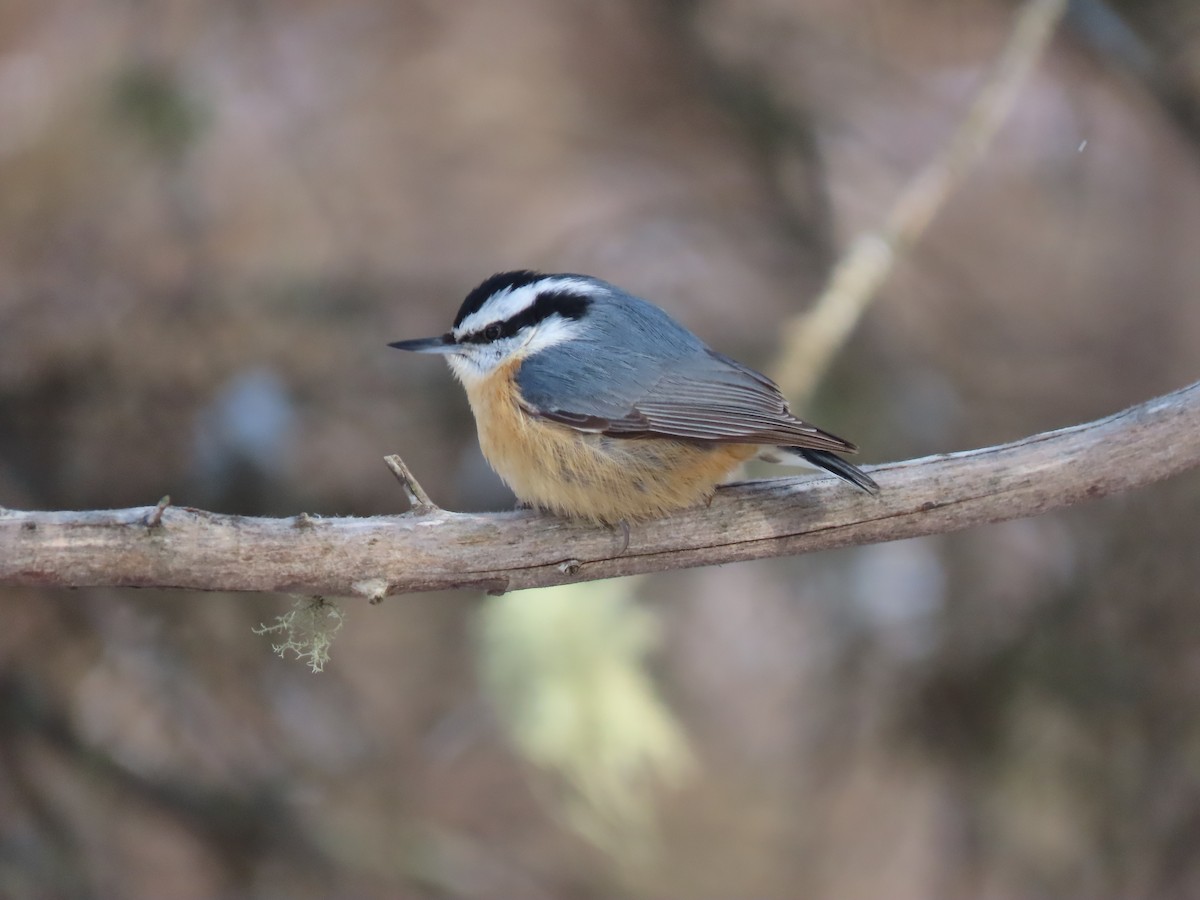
518, 343, 857, 454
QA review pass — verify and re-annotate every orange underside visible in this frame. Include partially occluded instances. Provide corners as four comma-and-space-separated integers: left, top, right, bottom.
463, 359, 758, 524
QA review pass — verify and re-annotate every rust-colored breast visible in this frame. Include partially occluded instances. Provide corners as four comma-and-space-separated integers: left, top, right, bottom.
462, 359, 755, 524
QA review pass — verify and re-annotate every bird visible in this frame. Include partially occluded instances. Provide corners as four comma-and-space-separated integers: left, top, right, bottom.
389, 271, 878, 525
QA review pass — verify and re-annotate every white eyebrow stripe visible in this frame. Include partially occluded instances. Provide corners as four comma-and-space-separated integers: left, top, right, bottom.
453, 278, 599, 337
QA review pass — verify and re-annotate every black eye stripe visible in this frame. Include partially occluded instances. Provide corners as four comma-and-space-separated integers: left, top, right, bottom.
460, 289, 592, 344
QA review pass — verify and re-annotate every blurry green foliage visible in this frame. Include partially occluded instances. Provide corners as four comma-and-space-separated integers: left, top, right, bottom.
479, 580, 695, 863
110, 62, 207, 160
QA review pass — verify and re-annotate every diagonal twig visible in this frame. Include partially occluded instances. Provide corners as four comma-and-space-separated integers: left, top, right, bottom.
773, 0, 1072, 403
384, 453, 440, 515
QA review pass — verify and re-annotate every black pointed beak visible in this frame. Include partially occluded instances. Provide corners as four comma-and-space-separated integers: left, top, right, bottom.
387, 333, 456, 354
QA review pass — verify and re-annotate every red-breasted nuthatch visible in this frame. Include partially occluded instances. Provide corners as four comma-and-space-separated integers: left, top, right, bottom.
389, 271, 878, 524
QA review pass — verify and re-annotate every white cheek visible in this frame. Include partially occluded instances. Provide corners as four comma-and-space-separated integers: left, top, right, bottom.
444, 323, 579, 387
523, 316, 581, 352
446, 354, 479, 385
446, 348, 500, 385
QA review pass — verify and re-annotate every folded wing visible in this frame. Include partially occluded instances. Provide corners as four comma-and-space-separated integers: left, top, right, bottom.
517, 344, 857, 454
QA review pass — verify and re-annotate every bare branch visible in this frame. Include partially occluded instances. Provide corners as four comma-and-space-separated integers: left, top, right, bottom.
773, 0, 1071, 402
1, 380, 1197, 599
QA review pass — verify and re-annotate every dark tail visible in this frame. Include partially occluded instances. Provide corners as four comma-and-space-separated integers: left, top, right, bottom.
796, 449, 880, 495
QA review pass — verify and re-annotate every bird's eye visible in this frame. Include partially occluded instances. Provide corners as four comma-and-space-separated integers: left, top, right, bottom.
483, 323, 503, 342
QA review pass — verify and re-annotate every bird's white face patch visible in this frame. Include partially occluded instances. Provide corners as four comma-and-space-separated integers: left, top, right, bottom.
444, 342, 509, 386
520, 313, 584, 353
445, 314, 588, 385
445, 277, 594, 383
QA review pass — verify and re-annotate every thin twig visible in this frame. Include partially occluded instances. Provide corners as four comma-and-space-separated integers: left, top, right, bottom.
773, 0, 1071, 403
144, 495, 171, 528
384, 453, 439, 515
1, 380, 1197, 598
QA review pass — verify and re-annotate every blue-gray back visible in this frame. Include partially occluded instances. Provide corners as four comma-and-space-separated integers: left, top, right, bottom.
517, 286, 704, 420
515, 284, 853, 451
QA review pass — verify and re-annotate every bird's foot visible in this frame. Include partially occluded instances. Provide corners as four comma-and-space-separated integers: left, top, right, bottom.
612, 519, 631, 555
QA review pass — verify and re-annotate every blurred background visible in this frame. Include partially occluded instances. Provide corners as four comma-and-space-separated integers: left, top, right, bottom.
2, 1, 1200, 897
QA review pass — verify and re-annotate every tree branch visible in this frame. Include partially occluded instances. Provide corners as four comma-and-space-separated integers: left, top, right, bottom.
2, 380, 1198, 599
